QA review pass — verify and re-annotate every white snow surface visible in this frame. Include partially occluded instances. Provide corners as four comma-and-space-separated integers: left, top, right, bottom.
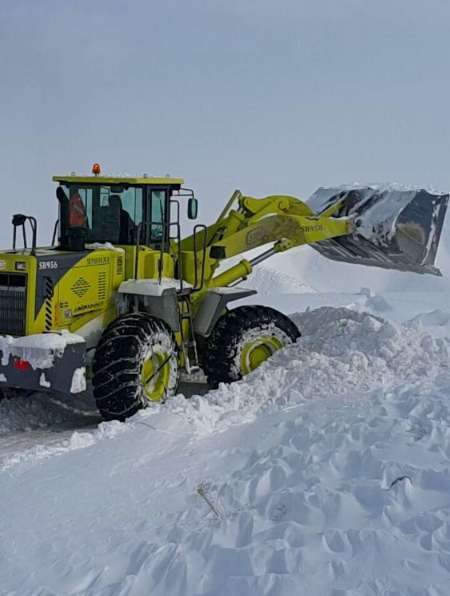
85, 242, 125, 254
39, 372, 51, 388
214, 254, 316, 294
243, 265, 316, 294
119, 278, 193, 296
1, 296, 450, 594
70, 366, 87, 394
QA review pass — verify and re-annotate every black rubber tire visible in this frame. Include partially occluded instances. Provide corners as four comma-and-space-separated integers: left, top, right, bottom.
201, 305, 300, 388
92, 313, 179, 421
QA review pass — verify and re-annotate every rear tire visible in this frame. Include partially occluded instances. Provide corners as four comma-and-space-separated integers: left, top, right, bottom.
201, 305, 300, 388
92, 313, 179, 421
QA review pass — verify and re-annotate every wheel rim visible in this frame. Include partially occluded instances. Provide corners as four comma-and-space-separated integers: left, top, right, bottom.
240, 336, 283, 375
140, 351, 171, 402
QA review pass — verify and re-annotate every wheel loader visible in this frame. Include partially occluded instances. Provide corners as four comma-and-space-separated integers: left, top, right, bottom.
0, 166, 447, 420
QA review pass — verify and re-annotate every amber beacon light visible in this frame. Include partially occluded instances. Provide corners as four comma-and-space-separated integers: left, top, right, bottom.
92, 163, 101, 176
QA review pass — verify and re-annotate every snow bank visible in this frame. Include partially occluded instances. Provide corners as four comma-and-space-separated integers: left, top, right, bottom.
1, 307, 447, 450
158, 307, 449, 436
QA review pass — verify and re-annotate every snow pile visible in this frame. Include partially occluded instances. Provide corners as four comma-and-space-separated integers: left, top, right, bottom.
1, 307, 446, 451
292, 307, 448, 383
161, 307, 449, 436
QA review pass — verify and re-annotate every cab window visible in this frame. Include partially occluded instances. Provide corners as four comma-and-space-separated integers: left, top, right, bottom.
62, 184, 143, 244
58, 184, 175, 247
148, 190, 166, 243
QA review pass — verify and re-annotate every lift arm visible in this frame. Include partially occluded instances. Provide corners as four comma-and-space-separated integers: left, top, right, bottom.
180, 191, 352, 290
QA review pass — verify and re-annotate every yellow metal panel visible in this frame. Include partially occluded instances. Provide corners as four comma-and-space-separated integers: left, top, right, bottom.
28, 249, 125, 337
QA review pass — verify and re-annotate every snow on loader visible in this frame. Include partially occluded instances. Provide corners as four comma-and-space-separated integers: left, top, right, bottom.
0, 167, 447, 420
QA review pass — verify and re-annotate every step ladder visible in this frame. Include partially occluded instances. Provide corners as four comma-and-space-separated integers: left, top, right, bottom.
178, 294, 200, 374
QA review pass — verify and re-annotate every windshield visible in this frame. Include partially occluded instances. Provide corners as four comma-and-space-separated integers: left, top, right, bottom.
59, 185, 167, 245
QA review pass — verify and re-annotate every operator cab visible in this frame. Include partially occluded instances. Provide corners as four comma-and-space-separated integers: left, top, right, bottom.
52, 168, 197, 251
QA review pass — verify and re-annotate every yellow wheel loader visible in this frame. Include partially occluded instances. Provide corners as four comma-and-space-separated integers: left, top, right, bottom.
0, 167, 447, 420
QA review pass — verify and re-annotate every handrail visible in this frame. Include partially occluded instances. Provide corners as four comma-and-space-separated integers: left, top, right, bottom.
51, 219, 59, 246
169, 198, 183, 292
192, 224, 207, 290
12, 214, 37, 255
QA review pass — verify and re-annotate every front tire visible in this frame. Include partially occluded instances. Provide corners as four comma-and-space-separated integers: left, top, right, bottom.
201, 305, 300, 388
92, 313, 179, 421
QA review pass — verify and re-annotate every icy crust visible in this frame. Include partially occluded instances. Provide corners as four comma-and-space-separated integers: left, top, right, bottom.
0, 331, 85, 369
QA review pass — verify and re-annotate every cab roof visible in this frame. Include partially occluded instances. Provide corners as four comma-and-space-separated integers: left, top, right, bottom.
52, 175, 184, 187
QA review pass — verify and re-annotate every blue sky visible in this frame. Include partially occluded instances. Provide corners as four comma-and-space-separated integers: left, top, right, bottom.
1, 0, 450, 244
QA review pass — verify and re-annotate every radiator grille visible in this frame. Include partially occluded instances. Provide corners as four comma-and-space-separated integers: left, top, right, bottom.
0, 273, 27, 336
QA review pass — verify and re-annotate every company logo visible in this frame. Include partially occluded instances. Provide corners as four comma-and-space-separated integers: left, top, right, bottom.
299, 224, 323, 233
87, 256, 110, 266
71, 277, 90, 298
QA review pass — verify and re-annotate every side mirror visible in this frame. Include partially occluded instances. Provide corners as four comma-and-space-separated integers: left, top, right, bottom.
188, 197, 198, 220
12, 214, 27, 227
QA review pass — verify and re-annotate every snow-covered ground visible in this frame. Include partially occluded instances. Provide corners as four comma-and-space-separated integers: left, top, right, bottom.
1, 291, 450, 595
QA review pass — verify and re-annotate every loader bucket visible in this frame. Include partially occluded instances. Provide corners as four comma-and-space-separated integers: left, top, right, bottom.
308, 185, 449, 276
